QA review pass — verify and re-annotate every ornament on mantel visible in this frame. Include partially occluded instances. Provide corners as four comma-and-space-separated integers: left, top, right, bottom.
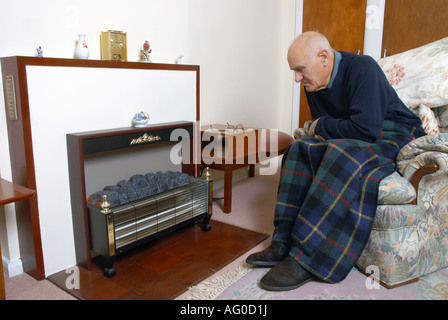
36, 46, 43, 57
132, 111, 150, 127
139, 40, 152, 62
75, 34, 89, 59
175, 55, 184, 64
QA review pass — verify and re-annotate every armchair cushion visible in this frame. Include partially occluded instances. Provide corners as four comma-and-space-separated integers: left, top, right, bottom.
436, 105, 448, 130
409, 104, 439, 135
377, 172, 416, 205
378, 37, 448, 110
378, 37, 448, 137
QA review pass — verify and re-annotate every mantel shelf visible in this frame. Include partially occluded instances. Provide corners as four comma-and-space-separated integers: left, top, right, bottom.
3, 56, 199, 72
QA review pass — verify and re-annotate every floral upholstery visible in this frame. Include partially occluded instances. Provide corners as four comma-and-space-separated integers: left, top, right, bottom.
377, 37, 448, 110
436, 106, 448, 133
377, 172, 416, 205
295, 37, 448, 287
358, 133, 448, 287
357, 37, 448, 288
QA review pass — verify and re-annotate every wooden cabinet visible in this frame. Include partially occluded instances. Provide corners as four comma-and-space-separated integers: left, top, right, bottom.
299, 0, 367, 127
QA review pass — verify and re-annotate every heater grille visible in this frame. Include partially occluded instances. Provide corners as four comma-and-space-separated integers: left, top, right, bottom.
87, 172, 212, 278
112, 180, 207, 249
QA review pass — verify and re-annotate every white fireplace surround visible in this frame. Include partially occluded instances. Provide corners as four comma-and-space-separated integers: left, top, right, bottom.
6, 62, 198, 277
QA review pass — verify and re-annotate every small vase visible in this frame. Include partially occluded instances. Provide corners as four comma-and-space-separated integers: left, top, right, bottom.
75, 34, 89, 59
133, 119, 148, 128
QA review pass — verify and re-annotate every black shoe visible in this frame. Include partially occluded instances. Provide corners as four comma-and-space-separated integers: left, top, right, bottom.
259, 256, 315, 291
245, 242, 289, 267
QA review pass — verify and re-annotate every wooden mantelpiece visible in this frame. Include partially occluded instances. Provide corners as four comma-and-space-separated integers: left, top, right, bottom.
1, 55, 201, 77
1, 56, 200, 278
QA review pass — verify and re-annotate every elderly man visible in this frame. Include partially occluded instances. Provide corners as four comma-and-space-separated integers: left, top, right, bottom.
246, 31, 426, 291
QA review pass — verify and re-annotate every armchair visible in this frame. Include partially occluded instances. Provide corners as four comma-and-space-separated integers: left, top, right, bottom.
296, 37, 448, 288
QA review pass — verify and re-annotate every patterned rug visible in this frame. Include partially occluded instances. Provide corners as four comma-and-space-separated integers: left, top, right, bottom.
184, 263, 448, 300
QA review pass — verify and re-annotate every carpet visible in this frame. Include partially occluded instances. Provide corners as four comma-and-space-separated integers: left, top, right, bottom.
180, 165, 448, 301
184, 263, 448, 300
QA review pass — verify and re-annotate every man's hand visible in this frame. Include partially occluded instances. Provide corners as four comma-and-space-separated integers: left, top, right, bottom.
308, 118, 318, 136
309, 118, 325, 141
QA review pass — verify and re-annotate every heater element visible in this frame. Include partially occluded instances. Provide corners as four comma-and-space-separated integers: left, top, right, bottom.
87, 173, 211, 277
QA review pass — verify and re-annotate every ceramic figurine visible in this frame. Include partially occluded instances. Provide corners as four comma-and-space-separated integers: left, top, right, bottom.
139, 40, 152, 62
36, 46, 43, 57
175, 55, 184, 64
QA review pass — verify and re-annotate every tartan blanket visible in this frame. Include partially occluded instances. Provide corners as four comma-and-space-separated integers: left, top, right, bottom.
273, 120, 422, 283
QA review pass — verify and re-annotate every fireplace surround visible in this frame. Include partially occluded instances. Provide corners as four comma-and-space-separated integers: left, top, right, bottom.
66, 121, 210, 274
1, 56, 200, 278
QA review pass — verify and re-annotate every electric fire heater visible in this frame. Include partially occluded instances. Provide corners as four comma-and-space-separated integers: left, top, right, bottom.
87, 170, 212, 277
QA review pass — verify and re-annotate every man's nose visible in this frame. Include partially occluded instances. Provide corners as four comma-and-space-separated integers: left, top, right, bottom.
295, 72, 303, 83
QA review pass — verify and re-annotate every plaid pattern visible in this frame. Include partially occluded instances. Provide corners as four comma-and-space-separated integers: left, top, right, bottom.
273, 120, 421, 283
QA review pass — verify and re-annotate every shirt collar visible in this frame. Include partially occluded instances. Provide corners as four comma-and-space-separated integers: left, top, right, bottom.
327, 50, 341, 89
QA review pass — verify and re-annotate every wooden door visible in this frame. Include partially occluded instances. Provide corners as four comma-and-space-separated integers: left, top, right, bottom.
382, 0, 448, 57
298, 0, 367, 127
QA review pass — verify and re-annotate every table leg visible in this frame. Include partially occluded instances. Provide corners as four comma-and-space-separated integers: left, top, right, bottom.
223, 165, 233, 213
249, 164, 255, 177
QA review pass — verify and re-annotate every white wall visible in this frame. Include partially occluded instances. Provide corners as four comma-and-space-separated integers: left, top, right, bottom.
0, 0, 190, 277
0, 0, 189, 62
0, 0, 298, 277
188, 0, 296, 133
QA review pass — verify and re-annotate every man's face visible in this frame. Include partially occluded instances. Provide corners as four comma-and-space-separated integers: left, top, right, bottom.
288, 43, 330, 92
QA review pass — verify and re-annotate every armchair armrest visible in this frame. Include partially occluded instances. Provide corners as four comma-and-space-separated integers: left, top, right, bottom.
408, 163, 439, 205
400, 151, 448, 178
397, 133, 448, 173
397, 133, 448, 205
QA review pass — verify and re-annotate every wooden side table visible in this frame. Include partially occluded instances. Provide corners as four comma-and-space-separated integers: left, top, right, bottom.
200, 124, 293, 213
0, 178, 36, 300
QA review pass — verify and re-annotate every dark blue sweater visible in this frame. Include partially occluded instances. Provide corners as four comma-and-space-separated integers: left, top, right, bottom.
306, 51, 425, 142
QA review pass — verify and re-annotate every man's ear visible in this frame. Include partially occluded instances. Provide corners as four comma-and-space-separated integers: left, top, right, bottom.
318, 49, 329, 66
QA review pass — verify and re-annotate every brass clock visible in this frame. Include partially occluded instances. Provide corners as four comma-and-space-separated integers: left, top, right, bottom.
101, 30, 127, 61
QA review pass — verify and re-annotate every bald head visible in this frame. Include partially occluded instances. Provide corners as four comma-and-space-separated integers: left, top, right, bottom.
289, 31, 333, 59
288, 31, 335, 92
